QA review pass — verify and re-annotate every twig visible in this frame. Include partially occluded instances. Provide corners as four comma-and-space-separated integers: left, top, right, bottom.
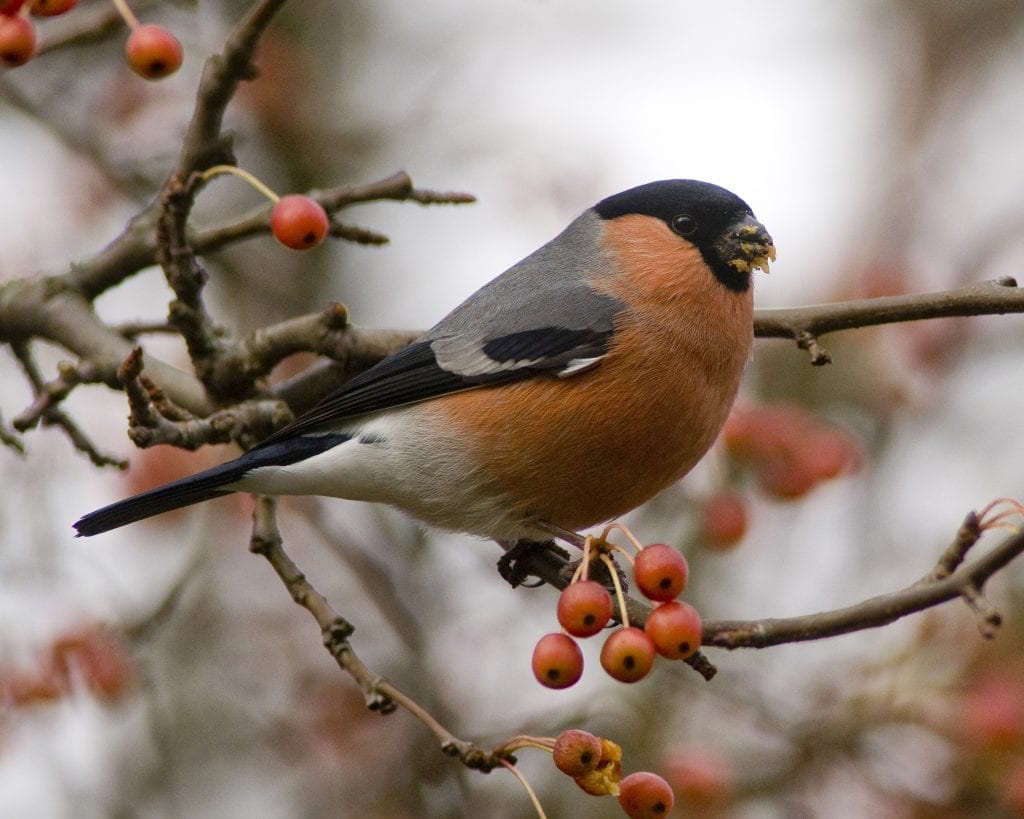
12, 359, 101, 432
155, 173, 230, 395
10, 340, 126, 468
248, 497, 510, 772
118, 347, 292, 449
182, 172, 476, 254
177, 0, 290, 175
753, 276, 1023, 364
704, 526, 1024, 648
925, 508, 985, 581
0, 410, 25, 455
206, 302, 349, 395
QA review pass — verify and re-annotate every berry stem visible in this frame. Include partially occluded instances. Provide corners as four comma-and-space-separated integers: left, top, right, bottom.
496, 735, 556, 754
599, 522, 645, 555
109, 0, 139, 30
574, 536, 595, 583
499, 758, 549, 819
600, 553, 630, 629
607, 542, 636, 566
200, 164, 282, 204
978, 497, 1024, 532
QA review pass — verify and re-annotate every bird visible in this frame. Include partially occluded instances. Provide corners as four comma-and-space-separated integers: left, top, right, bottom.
74, 179, 775, 545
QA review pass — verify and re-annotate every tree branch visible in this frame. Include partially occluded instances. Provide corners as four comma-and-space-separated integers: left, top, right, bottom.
248, 497, 511, 772
753, 276, 1023, 364
703, 519, 1024, 648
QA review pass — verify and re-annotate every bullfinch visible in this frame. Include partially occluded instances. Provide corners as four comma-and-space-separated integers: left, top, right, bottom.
74, 179, 775, 545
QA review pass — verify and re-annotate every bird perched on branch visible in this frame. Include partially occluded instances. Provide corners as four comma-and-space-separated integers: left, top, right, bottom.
75, 179, 775, 544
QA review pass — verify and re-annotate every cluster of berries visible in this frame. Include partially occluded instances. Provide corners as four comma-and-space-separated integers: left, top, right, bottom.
722, 403, 861, 500
502, 729, 674, 819
692, 403, 864, 552
1, 0, 182, 80
532, 525, 702, 688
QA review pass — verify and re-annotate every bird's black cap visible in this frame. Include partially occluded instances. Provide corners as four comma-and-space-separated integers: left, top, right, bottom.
594, 179, 771, 293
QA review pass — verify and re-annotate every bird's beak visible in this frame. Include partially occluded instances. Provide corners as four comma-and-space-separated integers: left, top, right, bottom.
719, 214, 776, 275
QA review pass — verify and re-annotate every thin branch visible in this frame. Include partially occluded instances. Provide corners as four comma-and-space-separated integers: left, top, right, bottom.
181, 172, 476, 255
10, 340, 126, 468
12, 359, 101, 432
177, 0, 290, 175
703, 526, 1024, 648
248, 497, 510, 772
36, 0, 151, 53
268, 327, 422, 415
118, 347, 292, 450
156, 173, 231, 397
205, 302, 350, 395
753, 276, 1023, 364
0, 410, 25, 455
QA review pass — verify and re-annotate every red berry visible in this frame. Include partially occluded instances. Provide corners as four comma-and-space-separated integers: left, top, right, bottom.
0, 14, 35, 67
124, 24, 183, 80
557, 580, 612, 638
723, 404, 861, 500
633, 544, 689, 601
0, 0, 25, 15
600, 627, 656, 683
644, 601, 702, 660
803, 428, 861, 480
270, 194, 330, 250
699, 490, 749, 550
531, 633, 583, 689
663, 747, 734, 809
29, 0, 75, 16
753, 456, 817, 500
618, 771, 675, 818
552, 729, 603, 777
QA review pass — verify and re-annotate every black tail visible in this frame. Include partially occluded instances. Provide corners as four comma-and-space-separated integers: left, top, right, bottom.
73, 432, 354, 537
73, 459, 250, 537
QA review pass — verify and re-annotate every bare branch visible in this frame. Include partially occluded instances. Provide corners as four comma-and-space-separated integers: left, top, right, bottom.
753, 276, 1024, 363
12, 359, 101, 432
182, 172, 476, 255
703, 526, 1024, 648
119, 347, 292, 450
248, 497, 510, 772
10, 340, 126, 468
177, 0, 290, 175
0, 411, 25, 455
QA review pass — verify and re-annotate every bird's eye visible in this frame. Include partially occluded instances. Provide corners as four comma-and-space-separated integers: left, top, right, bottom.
671, 214, 698, 237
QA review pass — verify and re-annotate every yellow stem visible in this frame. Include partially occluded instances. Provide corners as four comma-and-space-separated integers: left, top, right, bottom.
109, 0, 139, 29
498, 735, 556, 755
500, 759, 549, 819
575, 536, 595, 582
600, 553, 629, 629
199, 164, 281, 204
600, 522, 645, 555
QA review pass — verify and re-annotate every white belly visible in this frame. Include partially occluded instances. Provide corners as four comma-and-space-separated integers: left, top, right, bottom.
228, 409, 540, 542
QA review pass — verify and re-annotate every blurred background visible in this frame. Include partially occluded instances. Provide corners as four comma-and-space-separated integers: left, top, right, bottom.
2, 0, 1024, 816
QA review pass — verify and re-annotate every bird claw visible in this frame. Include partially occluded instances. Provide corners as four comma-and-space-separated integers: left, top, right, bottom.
496, 539, 569, 588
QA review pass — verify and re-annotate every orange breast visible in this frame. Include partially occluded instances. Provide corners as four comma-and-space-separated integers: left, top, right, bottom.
419, 215, 754, 532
